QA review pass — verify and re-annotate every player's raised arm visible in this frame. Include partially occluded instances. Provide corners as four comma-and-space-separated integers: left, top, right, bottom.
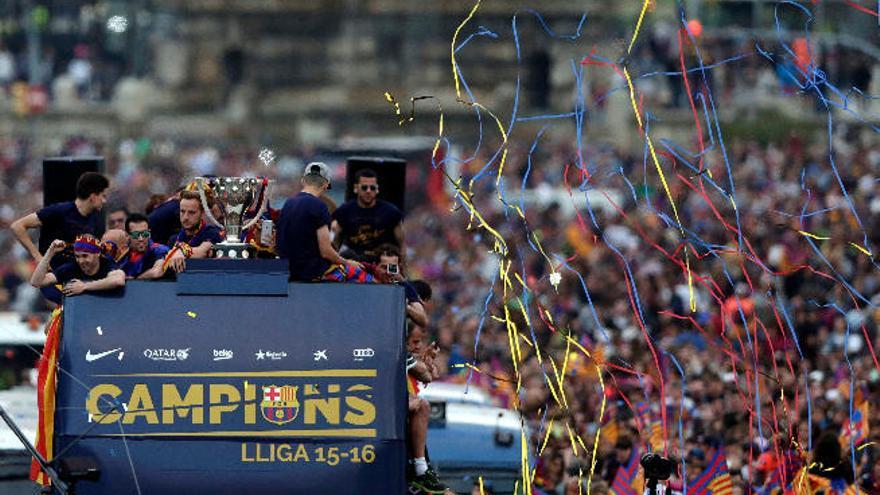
30, 239, 65, 287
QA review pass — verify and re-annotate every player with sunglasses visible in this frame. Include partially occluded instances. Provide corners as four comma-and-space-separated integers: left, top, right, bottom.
122, 213, 170, 279
331, 168, 404, 263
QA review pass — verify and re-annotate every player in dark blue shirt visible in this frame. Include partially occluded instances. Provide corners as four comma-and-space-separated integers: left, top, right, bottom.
122, 213, 171, 279
331, 168, 404, 262
164, 190, 225, 273
147, 195, 180, 250
11, 172, 109, 270
277, 162, 372, 282
100, 228, 130, 268
149, 181, 228, 250
30, 235, 125, 297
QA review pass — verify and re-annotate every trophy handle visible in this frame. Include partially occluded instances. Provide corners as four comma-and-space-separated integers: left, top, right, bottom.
196, 177, 224, 228
241, 181, 270, 232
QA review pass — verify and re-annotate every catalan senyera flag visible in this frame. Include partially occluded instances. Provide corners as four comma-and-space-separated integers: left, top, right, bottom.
839, 400, 869, 449
602, 418, 621, 446
30, 308, 63, 486
610, 445, 643, 495
635, 401, 664, 451
791, 467, 861, 495
688, 448, 733, 495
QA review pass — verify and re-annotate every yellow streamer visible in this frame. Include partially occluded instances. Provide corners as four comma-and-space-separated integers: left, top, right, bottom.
627, 0, 653, 55
587, 363, 606, 495
623, 66, 694, 311
849, 242, 873, 257
539, 418, 555, 456
451, 0, 482, 100
798, 230, 831, 241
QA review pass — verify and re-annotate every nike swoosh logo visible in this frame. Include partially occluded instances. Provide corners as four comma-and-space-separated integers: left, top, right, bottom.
85, 348, 122, 362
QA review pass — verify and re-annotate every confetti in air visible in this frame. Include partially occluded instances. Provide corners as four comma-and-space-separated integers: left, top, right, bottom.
13, 3, 880, 494
258, 148, 276, 167
382, 1, 880, 493
106, 15, 128, 33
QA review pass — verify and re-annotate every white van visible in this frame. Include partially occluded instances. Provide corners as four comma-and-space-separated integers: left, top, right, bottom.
420, 383, 528, 495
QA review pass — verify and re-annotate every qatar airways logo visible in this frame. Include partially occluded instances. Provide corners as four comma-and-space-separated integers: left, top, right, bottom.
143, 348, 191, 362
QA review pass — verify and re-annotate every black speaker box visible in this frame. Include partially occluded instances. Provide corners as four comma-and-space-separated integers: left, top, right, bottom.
345, 156, 407, 213
42, 156, 105, 206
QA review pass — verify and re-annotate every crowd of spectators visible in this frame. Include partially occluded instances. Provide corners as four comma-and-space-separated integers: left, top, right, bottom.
1, 127, 880, 495
408, 129, 880, 494
0, 38, 124, 108
6, 125, 879, 494
621, 24, 876, 111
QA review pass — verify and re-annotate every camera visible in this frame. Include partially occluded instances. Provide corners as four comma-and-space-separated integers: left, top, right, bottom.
386, 263, 399, 275
640, 453, 675, 480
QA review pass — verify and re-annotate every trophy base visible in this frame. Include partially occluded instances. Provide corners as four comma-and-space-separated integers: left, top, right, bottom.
213, 243, 255, 259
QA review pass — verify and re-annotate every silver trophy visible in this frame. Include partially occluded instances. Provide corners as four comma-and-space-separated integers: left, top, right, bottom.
195, 177, 270, 259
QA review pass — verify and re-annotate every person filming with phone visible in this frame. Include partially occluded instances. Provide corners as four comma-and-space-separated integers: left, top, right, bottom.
372, 243, 427, 328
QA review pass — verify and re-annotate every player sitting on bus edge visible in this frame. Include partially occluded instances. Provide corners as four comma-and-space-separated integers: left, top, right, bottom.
276, 162, 372, 282
406, 324, 446, 494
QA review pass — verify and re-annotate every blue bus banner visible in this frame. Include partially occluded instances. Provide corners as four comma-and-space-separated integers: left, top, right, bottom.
53, 280, 407, 494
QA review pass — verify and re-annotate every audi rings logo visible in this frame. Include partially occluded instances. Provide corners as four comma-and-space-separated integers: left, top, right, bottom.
353, 348, 375, 361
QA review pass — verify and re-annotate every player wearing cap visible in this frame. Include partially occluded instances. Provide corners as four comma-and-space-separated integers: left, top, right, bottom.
29, 235, 126, 297
277, 162, 373, 282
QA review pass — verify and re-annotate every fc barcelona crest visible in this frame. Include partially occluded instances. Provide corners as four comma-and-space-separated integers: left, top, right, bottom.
260, 385, 300, 425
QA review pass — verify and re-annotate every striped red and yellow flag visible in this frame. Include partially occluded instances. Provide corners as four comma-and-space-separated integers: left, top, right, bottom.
279, 385, 297, 403
708, 471, 733, 495
649, 421, 664, 451
790, 468, 861, 495
30, 308, 63, 486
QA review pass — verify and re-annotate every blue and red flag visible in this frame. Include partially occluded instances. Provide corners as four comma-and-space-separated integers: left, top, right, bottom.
611, 445, 643, 495
688, 448, 733, 495
840, 400, 869, 448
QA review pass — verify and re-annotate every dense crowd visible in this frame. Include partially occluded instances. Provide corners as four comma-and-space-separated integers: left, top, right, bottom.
406, 130, 878, 494
1, 123, 879, 494
627, 24, 876, 110
414, 130, 880, 495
